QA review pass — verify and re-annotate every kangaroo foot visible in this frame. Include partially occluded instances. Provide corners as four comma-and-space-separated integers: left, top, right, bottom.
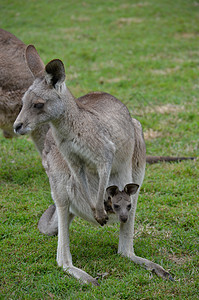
63, 265, 100, 286
151, 263, 174, 281
129, 254, 174, 281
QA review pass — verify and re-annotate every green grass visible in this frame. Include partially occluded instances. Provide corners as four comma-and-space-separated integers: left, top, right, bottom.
0, 0, 199, 299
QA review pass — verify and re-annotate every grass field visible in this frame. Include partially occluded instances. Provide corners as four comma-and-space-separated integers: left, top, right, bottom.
0, 0, 199, 299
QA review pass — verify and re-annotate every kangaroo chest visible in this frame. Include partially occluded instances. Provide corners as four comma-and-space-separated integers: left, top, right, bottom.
59, 136, 98, 173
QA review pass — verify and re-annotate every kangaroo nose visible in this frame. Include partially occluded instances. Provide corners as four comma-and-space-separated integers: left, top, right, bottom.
14, 122, 23, 134
120, 216, 128, 223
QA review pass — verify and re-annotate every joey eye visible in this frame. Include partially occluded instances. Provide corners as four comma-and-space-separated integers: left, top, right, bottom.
127, 204, 132, 210
34, 103, 44, 109
113, 204, 120, 210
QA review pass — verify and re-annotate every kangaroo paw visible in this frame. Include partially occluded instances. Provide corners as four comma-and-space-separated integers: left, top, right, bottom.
94, 209, 109, 226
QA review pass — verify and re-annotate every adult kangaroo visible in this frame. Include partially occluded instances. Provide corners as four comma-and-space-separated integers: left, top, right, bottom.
14, 45, 173, 285
0, 28, 48, 154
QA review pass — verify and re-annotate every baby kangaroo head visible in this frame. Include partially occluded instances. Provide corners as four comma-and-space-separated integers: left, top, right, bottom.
106, 183, 139, 223
14, 45, 66, 135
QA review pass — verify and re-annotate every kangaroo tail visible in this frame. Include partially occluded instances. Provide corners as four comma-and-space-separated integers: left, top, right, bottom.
146, 156, 196, 164
38, 204, 58, 236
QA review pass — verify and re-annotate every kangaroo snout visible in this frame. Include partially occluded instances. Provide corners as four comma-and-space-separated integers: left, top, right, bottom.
13, 119, 31, 135
14, 122, 23, 134
120, 215, 128, 223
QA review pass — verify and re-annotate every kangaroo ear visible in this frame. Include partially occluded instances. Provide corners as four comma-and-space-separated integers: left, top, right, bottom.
25, 45, 45, 78
106, 185, 119, 198
124, 183, 139, 195
45, 59, 65, 88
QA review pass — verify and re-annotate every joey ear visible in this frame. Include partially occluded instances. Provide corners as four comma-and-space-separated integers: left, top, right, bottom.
106, 185, 119, 198
45, 59, 65, 87
25, 45, 45, 78
124, 183, 139, 195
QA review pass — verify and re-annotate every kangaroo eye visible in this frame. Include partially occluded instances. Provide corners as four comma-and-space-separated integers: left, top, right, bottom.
113, 204, 120, 210
34, 103, 44, 109
127, 204, 131, 210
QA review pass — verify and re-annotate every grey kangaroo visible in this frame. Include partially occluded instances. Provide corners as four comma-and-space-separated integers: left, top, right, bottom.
14, 45, 173, 285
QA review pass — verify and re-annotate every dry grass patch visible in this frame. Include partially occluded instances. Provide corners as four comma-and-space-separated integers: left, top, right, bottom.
150, 66, 180, 75
70, 15, 90, 22
90, 60, 123, 71
134, 224, 158, 238
144, 128, 162, 140
108, 3, 149, 12
168, 254, 192, 265
66, 72, 79, 80
146, 104, 185, 114
140, 54, 189, 64
59, 27, 81, 33
99, 76, 129, 84
134, 104, 185, 118
135, 224, 172, 238
116, 17, 144, 27
175, 32, 199, 39
120, 2, 150, 9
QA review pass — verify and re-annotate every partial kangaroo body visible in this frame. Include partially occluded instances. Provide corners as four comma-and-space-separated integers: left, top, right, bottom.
14, 46, 173, 285
0, 28, 48, 154
38, 182, 139, 235
0, 29, 193, 165
14, 57, 136, 225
